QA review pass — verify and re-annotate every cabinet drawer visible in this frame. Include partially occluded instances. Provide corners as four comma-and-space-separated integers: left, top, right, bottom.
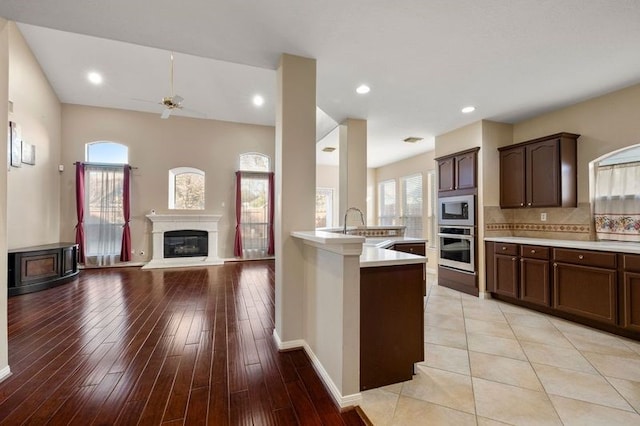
521, 245, 549, 260
622, 254, 640, 272
495, 243, 518, 256
553, 248, 616, 269
393, 243, 425, 256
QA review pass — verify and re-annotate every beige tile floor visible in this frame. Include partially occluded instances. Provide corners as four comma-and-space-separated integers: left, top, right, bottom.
360, 276, 640, 425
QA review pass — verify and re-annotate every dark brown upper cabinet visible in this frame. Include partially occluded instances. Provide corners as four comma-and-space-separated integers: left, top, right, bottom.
436, 147, 479, 194
499, 133, 579, 208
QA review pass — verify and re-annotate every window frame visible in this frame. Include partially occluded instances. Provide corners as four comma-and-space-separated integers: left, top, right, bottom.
168, 166, 205, 210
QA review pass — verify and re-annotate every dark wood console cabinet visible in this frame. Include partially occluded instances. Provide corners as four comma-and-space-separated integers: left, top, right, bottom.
499, 133, 579, 208
8, 243, 80, 296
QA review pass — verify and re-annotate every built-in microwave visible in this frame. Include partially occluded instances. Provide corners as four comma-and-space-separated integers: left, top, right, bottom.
438, 194, 475, 226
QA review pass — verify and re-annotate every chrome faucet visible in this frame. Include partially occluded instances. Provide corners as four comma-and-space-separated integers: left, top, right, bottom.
343, 207, 365, 234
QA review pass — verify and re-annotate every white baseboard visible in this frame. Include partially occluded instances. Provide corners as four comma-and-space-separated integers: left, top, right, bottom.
272, 330, 305, 351
0, 365, 11, 383
302, 342, 362, 409
271, 330, 362, 409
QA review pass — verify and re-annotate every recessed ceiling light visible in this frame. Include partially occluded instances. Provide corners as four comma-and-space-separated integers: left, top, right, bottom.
322, 147, 336, 152
87, 72, 103, 85
356, 84, 370, 94
403, 137, 423, 143
461, 106, 475, 114
253, 95, 265, 107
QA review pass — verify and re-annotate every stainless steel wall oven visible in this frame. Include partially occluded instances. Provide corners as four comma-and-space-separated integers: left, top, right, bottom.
438, 226, 475, 273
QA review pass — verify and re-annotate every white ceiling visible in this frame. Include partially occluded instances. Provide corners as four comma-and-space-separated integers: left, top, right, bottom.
2, 1, 640, 168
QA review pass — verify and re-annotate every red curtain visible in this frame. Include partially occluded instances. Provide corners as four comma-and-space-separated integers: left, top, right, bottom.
267, 172, 275, 255
75, 163, 86, 263
233, 171, 243, 257
120, 165, 132, 261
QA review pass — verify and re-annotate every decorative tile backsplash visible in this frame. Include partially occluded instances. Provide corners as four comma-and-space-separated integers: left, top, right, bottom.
485, 223, 591, 233
484, 203, 594, 241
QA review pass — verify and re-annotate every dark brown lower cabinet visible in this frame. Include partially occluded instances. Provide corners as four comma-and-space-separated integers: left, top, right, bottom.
552, 262, 617, 325
519, 245, 550, 307
360, 263, 424, 391
493, 243, 519, 298
623, 271, 640, 332
495, 254, 518, 298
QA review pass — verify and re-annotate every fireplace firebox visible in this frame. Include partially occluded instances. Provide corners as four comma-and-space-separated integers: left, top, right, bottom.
164, 230, 208, 258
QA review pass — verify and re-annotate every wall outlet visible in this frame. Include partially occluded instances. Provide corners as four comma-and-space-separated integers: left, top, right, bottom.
541, 212, 547, 222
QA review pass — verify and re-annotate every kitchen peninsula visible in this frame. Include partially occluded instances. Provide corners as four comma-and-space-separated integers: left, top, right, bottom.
288, 230, 426, 407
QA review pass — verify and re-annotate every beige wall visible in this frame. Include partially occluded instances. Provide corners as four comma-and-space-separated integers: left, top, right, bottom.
60, 104, 275, 260
316, 164, 339, 227
0, 16, 10, 378
7, 22, 61, 249
513, 82, 640, 203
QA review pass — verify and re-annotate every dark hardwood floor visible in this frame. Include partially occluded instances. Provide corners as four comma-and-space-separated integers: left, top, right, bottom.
0, 261, 366, 425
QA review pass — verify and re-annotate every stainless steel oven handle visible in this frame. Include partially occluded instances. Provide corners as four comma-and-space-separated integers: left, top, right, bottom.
437, 233, 473, 240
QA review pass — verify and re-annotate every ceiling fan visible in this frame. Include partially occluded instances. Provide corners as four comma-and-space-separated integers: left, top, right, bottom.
159, 52, 183, 119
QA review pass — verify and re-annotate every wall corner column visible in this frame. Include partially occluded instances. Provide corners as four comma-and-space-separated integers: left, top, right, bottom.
339, 118, 367, 223
274, 54, 316, 344
0, 17, 11, 381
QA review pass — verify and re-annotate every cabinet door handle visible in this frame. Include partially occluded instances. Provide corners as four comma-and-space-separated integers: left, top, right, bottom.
553, 263, 558, 267
527, 202, 532, 206
578, 255, 584, 260
520, 203, 524, 206
512, 257, 517, 261
502, 247, 507, 250
531, 249, 536, 254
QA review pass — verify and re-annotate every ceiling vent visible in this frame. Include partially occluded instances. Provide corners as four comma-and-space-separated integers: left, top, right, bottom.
322, 147, 336, 152
403, 137, 423, 143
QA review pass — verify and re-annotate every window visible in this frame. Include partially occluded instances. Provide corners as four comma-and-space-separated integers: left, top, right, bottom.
82, 142, 129, 266
400, 174, 423, 238
86, 141, 128, 164
593, 145, 640, 242
378, 179, 396, 226
234, 153, 274, 258
169, 167, 205, 210
316, 188, 334, 228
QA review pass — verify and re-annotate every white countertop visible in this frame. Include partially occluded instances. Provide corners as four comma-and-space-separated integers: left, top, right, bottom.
485, 236, 640, 254
292, 231, 427, 267
360, 245, 426, 267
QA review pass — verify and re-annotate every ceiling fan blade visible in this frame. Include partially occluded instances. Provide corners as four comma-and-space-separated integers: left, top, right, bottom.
172, 95, 184, 105
160, 108, 172, 119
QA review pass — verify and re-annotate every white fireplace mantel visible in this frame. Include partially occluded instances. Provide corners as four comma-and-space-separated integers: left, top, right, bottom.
142, 213, 224, 269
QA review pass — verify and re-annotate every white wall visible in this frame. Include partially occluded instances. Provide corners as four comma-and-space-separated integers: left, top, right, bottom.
60, 104, 275, 260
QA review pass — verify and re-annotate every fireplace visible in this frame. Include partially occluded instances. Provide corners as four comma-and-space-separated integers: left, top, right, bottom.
143, 214, 223, 269
164, 230, 208, 258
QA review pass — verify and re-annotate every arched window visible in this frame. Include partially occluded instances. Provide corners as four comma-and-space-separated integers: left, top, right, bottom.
239, 152, 270, 172
86, 141, 128, 163
593, 144, 640, 242
169, 167, 205, 210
